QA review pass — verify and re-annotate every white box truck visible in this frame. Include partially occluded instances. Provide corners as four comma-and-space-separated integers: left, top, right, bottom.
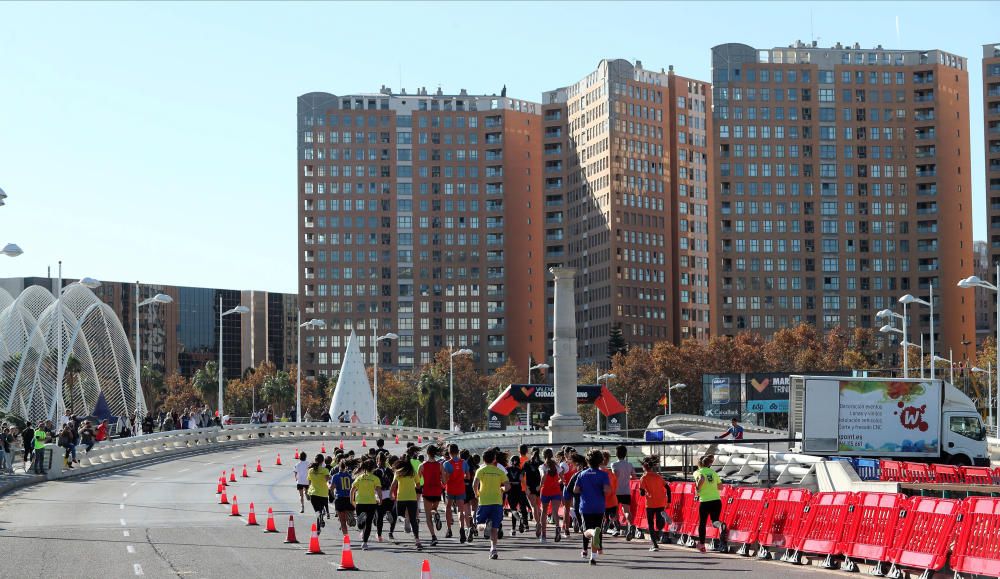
789, 376, 990, 466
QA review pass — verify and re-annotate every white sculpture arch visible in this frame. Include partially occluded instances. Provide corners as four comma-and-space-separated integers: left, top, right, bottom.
0, 283, 144, 423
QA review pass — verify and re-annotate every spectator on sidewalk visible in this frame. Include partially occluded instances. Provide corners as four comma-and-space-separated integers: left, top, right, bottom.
20, 423, 34, 470
142, 413, 154, 435
0, 425, 13, 474
32, 424, 48, 475
95, 419, 109, 442
79, 421, 96, 453
57, 424, 75, 469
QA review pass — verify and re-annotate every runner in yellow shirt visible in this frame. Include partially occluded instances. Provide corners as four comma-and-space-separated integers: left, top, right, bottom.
351, 459, 382, 550
473, 449, 510, 560
694, 454, 723, 553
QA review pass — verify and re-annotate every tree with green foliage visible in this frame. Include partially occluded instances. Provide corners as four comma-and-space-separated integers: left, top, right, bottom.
608, 325, 629, 361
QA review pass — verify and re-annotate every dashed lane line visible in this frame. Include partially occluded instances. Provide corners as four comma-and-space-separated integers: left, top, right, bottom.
133, 563, 144, 575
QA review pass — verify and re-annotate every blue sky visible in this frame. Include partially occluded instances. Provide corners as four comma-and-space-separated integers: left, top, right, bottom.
1, 1, 997, 292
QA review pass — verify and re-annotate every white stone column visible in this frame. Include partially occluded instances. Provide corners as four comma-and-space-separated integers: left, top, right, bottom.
548, 267, 584, 444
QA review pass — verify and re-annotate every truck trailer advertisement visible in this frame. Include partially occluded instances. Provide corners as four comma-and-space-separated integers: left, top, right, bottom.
836, 379, 941, 455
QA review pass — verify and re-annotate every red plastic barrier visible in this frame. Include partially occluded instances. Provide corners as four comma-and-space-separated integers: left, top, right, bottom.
721, 487, 768, 549
757, 488, 811, 550
679, 485, 729, 540
838, 492, 907, 567
887, 497, 961, 575
788, 491, 852, 562
951, 497, 1000, 578
666, 482, 695, 535
901, 462, 933, 483
993, 467, 1000, 485
626, 478, 648, 529
880, 459, 905, 482
960, 466, 994, 485
930, 463, 962, 484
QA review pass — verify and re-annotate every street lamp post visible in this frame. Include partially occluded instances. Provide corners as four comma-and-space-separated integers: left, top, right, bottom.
372, 330, 398, 425
900, 287, 934, 379
296, 314, 325, 423
972, 364, 993, 429
877, 307, 908, 378
49, 267, 101, 421
449, 347, 473, 433
901, 341, 924, 378
218, 298, 249, 421
135, 284, 173, 421
958, 267, 1000, 432
668, 381, 687, 415
527, 361, 550, 430
932, 354, 954, 385
596, 373, 616, 433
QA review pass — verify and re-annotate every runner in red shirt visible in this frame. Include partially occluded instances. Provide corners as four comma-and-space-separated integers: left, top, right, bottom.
442, 444, 471, 543
419, 445, 444, 546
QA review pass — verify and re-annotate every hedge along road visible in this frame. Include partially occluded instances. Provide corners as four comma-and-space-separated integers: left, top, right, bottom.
0, 440, 833, 579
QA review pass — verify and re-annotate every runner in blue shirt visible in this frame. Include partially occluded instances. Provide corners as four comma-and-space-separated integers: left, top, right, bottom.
330, 459, 354, 536
715, 418, 744, 440
574, 449, 611, 565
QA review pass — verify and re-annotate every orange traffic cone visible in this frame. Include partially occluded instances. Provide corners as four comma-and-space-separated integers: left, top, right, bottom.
242, 464, 249, 478
339, 439, 344, 450
246, 502, 258, 525
417, 435, 423, 444
305, 523, 324, 555
264, 507, 278, 533
321, 444, 327, 453
229, 468, 237, 483
284, 515, 299, 543
216, 482, 224, 494
230, 496, 240, 516
394, 434, 399, 444
219, 489, 229, 504
420, 559, 431, 579
256, 459, 263, 473
276, 454, 282, 466
337, 534, 357, 570
362, 437, 367, 448
221, 471, 228, 486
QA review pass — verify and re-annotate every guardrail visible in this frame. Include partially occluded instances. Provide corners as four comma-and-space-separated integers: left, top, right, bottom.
27, 423, 450, 484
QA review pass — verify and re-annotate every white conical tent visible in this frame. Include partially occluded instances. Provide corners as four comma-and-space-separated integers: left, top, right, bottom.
328, 330, 374, 424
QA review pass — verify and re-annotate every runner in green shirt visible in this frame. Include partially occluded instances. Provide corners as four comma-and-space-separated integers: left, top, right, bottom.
473, 449, 510, 560
694, 454, 723, 553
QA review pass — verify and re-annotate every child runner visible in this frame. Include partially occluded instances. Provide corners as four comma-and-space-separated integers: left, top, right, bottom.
418, 445, 444, 546
538, 457, 562, 542
473, 448, 509, 560
574, 449, 611, 565
564, 452, 587, 533
465, 453, 481, 541
600, 451, 620, 536
638, 455, 671, 551
518, 444, 530, 467
442, 444, 470, 542
505, 455, 527, 535
351, 458, 381, 550
373, 452, 396, 542
293, 451, 310, 514
521, 449, 542, 537
330, 459, 354, 536
390, 457, 422, 550
306, 453, 331, 534
694, 454, 723, 553
612, 445, 637, 540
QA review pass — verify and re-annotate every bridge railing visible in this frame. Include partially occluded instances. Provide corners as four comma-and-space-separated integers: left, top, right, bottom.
35, 422, 450, 482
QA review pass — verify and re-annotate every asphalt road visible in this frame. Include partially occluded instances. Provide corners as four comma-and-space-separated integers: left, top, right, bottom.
0, 440, 832, 578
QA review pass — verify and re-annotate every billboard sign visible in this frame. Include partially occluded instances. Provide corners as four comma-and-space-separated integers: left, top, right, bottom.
702, 374, 741, 419
745, 373, 792, 413
836, 379, 941, 455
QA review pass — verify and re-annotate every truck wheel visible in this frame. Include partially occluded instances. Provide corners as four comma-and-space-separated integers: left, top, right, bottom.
947, 455, 971, 467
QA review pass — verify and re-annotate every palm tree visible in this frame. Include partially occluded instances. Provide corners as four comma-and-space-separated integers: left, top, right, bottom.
192, 361, 219, 409
262, 370, 293, 415
63, 355, 84, 414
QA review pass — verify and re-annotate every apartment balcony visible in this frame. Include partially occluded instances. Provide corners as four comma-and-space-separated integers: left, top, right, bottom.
988, 104, 1000, 116
915, 129, 937, 140
546, 249, 566, 258
485, 134, 503, 145
545, 180, 564, 190
545, 164, 563, 173
545, 199, 563, 208
484, 117, 503, 129
485, 151, 503, 161
989, 87, 1000, 98
915, 147, 937, 159
545, 231, 564, 241
913, 72, 935, 84
913, 110, 936, 122
916, 169, 938, 178
545, 145, 563, 156
917, 184, 938, 196
544, 128, 562, 139
545, 215, 564, 225
544, 110, 562, 121
913, 91, 935, 103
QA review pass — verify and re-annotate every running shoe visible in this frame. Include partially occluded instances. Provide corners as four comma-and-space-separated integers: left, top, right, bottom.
580, 550, 588, 558
377, 535, 384, 543
431, 535, 438, 547
592, 527, 603, 552
539, 536, 547, 544
649, 545, 659, 552
697, 543, 707, 553
388, 532, 395, 541
446, 528, 453, 539
362, 541, 369, 551
459, 527, 467, 544
300, 506, 304, 514
489, 549, 498, 560
626, 525, 635, 541
434, 511, 442, 531
554, 529, 561, 542
416, 541, 423, 551
589, 558, 597, 566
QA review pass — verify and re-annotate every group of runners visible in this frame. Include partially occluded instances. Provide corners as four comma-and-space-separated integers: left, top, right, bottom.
291, 440, 724, 563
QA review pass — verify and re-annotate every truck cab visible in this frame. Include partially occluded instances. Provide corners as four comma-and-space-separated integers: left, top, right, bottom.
942, 384, 990, 466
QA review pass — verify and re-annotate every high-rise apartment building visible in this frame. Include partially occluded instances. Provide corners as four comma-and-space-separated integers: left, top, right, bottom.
973, 240, 991, 347
984, 43, 1000, 338
711, 42, 975, 360
297, 89, 546, 380
541, 59, 712, 365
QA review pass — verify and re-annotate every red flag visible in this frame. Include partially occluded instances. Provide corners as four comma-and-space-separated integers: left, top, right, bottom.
657, 395, 668, 406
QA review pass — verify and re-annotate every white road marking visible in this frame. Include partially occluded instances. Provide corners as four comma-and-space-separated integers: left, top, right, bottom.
120, 518, 127, 526
123, 530, 130, 537
133, 563, 144, 576
123, 493, 128, 498
178, 468, 190, 473
522, 556, 558, 566
130, 482, 137, 487
126, 545, 135, 554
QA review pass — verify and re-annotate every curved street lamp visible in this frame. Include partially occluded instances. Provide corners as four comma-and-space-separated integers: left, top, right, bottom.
218, 300, 249, 420
295, 315, 325, 423
899, 290, 934, 378
135, 288, 173, 419
958, 270, 1000, 433
449, 347, 473, 432
668, 381, 687, 415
